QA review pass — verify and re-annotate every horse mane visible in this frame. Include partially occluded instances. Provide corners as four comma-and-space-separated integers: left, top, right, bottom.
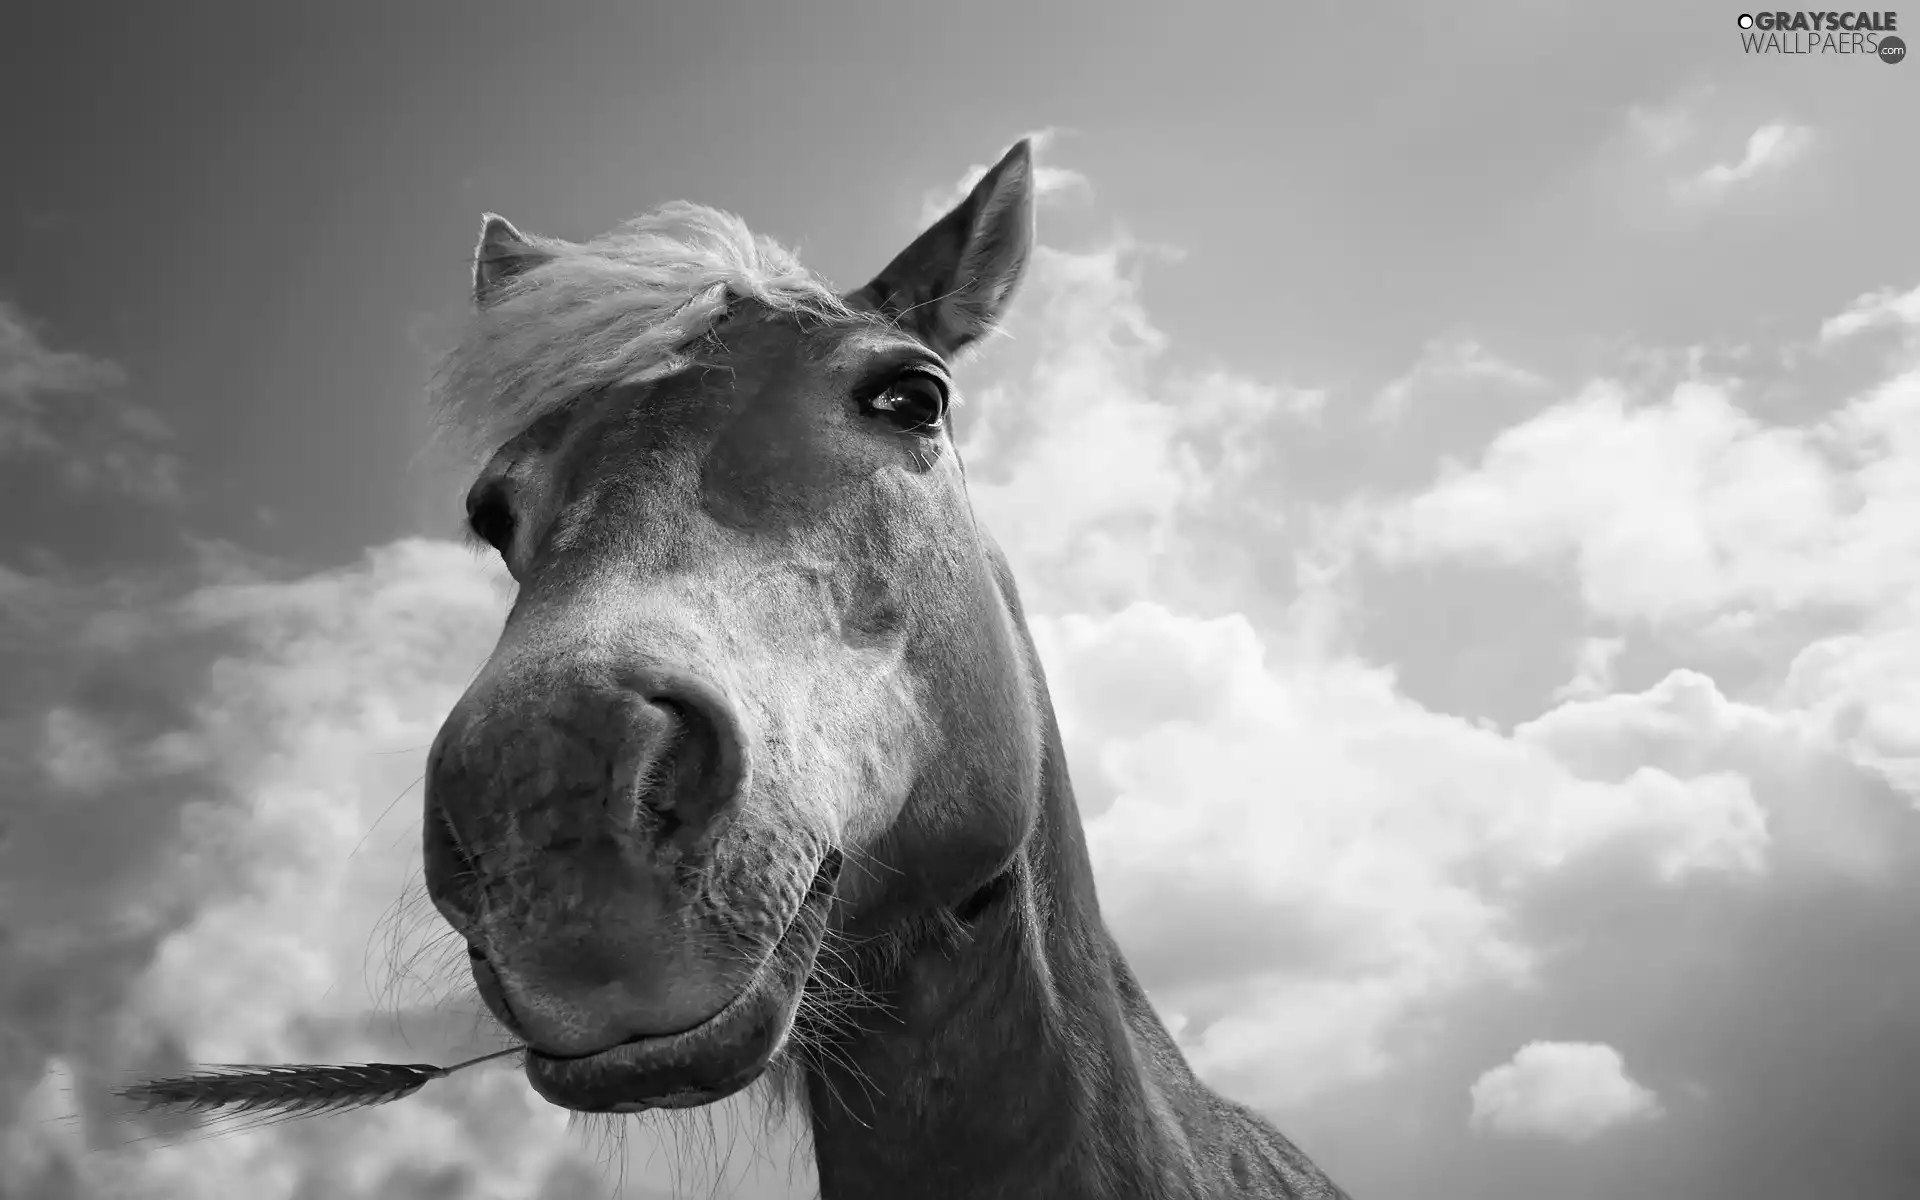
430, 201, 870, 458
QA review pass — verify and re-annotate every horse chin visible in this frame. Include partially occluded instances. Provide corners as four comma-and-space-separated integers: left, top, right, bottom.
520, 851, 841, 1114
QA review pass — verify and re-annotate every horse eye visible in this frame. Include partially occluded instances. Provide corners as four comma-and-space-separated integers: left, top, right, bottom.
465, 481, 517, 554
865, 372, 948, 432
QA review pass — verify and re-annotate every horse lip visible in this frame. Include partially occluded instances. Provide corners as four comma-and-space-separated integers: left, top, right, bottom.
521, 850, 842, 1112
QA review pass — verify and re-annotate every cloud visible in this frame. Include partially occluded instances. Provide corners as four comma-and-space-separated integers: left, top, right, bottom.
1820, 282, 1920, 346
1553, 636, 1626, 702
1468, 1041, 1662, 1142
1369, 365, 1917, 631
915, 126, 1093, 225
0, 299, 181, 503
1778, 602, 1920, 797
1370, 338, 1548, 424
1682, 123, 1814, 199
1330, 280, 1920, 1195
1365, 287, 1920, 811
954, 225, 1316, 614
1596, 91, 1819, 224
1049, 607, 1770, 1108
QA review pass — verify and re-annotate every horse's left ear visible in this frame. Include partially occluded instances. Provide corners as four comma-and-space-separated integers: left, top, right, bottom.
849, 139, 1036, 359
472, 213, 555, 306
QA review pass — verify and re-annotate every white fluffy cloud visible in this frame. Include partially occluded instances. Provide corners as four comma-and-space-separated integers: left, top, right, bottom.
1367, 313, 1920, 804
1819, 281, 1920, 346
1607, 92, 1820, 219
1468, 1041, 1662, 1142
1047, 606, 1768, 1107
1370, 378, 1860, 622
962, 241, 1199, 593
1686, 123, 1814, 197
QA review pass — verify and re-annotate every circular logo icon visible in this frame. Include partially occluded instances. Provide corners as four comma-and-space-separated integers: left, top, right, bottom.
1880, 35, 1907, 63
1737, 13, 1754, 28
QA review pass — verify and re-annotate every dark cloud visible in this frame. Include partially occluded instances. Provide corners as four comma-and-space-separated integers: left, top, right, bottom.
0, 561, 243, 1183
0, 301, 180, 505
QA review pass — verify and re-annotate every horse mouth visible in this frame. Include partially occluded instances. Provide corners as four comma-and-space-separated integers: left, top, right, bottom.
516, 851, 841, 1114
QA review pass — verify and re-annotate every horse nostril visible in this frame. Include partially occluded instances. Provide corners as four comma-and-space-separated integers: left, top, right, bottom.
643, 700, 693, 837
613, 680, 745, 853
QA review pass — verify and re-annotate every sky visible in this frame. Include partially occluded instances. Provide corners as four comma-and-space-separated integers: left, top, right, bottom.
3, 1, 1918, 1197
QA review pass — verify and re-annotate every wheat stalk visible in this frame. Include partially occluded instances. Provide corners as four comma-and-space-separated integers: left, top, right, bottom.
116, 1046, 522, 1120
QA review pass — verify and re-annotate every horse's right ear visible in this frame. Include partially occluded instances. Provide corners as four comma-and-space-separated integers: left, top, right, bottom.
472, 214, 553, 305
848, 140, 1036, 359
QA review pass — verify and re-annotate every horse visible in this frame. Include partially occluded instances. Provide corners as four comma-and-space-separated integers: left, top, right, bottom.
423, 139, 1352, 1199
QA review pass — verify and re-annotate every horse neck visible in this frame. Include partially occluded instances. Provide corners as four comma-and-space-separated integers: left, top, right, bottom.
801, 654, 1199, 1200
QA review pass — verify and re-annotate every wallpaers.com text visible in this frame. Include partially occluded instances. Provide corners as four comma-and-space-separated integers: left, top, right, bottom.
1737, 10, 1906, 60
